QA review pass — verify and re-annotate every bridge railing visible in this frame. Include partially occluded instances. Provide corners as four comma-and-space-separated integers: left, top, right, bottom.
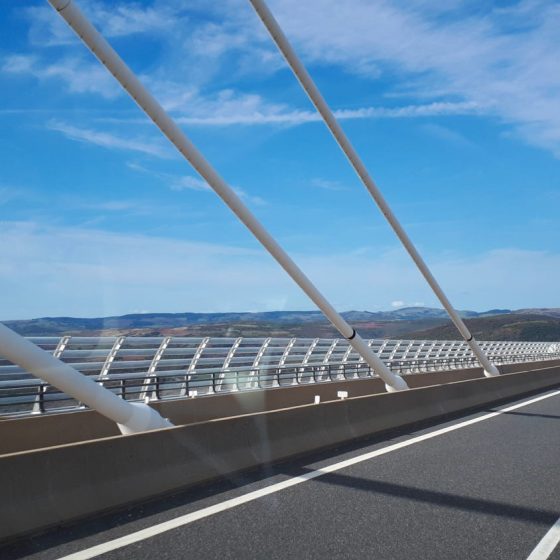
1, 335, 559, 417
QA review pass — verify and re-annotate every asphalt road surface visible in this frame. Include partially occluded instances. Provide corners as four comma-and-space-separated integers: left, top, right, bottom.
3, 388, 560, 560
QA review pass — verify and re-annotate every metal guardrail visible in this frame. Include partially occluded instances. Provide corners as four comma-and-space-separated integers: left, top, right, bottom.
1, 337, 559, 417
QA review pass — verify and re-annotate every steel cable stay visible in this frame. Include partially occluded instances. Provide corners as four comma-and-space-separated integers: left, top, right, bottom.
247, 0, 500, 378
43, 0, 409, 401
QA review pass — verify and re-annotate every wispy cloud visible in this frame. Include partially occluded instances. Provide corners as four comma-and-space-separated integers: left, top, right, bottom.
420, 123, 474, 147
391, 300, 425, 308
169, 175, 211, 192
266, 0, 560, 155
47, 120, 171, 158
3, 14, 481, 130
170, 175, 267, 207
310, 178, 348, 192
128, 161, 267, 206
73, 199, 153, 214
2, 54, 120, 99
23, 2, 182, 47
7, 0, 560, 158
232, 187, 267, 207
1, 221, 558, 318
120, 0, 560, 154
174, 99, 478, 126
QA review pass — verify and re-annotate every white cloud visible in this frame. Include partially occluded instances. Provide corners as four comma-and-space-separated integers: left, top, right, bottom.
310, 178, 348, 192
153, 83, 300, 125
2, 54, 120, 99
12, 0, 560, 156
73, 199, 154, 214
129, 162, 267, 206
267, 0, 560, 155
390, 299, 425, 308
168, 174, 267, 207
47, 120, 171, 158
335, 101, 480, 120
174, 98, 477, 126
1, 221, 558, 319
0, 49, 480, 130
170, 175, 211, 192
91, 3, 180, 37
420, 123, 473, 147
232, 187, 267, 207
23, 2, 182, 46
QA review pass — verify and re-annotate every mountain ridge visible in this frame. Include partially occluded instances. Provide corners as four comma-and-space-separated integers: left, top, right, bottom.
4, 306, 558, 337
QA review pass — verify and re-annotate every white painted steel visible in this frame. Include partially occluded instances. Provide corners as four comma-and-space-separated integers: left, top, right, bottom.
1, 335, 553, 384
180, 337, 210, 396
100, 336, 126, 377
53, 335, 71, 359
248, 0, 500, 378
0, 323, 172, 433
139, 336, 171, 400
1, 335, 557, 416
249, 337, 272, 389
32, 335, 72, 413
47, 0, 408, 392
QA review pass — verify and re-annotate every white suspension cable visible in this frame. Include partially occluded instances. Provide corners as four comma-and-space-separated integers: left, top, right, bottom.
248, 0, 499, 378
0, 323, 172, 433
46, 0, 408, 392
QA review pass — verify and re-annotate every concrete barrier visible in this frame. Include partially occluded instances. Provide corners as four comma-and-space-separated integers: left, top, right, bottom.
1, 362, 560, 542
3, 359, 558, 455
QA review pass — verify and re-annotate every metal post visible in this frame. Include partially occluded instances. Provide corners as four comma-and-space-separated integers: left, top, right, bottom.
47, 0, 408, 392
248, 0, 499, 379
0, 323, 172, 433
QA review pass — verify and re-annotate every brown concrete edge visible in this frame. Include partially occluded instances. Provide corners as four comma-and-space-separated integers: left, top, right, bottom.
2, 364, 560, 542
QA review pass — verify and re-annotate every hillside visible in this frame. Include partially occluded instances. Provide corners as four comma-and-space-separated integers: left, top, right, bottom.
403, 313, 560, 341
3, 307, 476, 336
3, 307, 559, 340
72, 318, 448, 340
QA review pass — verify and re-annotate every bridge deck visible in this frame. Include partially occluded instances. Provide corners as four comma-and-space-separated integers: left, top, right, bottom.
4, 388, 560, 559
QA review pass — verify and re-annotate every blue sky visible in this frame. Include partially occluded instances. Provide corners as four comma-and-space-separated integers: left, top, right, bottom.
1, 0, 559, 319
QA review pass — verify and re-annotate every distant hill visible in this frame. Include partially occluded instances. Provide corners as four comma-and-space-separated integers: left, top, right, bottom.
3, 306, 488, 336
515, 308, 560, 319
3, 307, 558, 340
403, 313, 560, 342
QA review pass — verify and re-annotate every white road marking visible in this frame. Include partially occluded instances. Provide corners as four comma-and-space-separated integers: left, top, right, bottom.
59, 389, 560, 560
527, 517, 560, 560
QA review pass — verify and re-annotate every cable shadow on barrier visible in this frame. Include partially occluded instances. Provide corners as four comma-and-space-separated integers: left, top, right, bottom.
297, 467, 560, 526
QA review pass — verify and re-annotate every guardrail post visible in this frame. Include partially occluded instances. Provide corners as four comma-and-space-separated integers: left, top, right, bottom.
0, 323, 172, 434
34, 384, 46, 414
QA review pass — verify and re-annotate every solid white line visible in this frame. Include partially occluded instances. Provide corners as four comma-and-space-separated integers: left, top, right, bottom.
527, 517, 560, 560
59, 389, 560, 560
